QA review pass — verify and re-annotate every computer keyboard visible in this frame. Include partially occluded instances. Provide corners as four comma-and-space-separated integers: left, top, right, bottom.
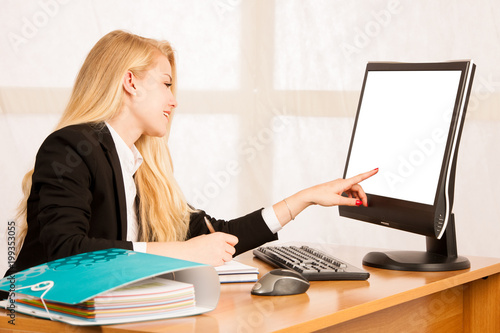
253, 245, 369, 281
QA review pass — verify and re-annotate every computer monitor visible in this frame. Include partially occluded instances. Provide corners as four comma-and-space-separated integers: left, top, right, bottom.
339, 61, 475, 271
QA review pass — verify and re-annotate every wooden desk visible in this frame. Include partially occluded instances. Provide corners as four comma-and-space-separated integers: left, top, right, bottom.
2, 243, 500, 332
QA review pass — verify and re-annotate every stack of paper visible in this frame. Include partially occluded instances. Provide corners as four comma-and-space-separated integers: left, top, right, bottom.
16, 277, 195, 321
215, 260, 259, 283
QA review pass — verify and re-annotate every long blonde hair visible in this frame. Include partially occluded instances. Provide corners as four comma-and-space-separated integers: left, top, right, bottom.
16, 30, 192, 251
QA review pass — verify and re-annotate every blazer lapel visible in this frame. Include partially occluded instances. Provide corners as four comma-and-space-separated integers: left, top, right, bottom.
99, 126, 128, 240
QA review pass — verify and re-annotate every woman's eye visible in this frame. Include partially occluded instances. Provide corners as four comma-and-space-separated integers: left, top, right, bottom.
164, 83, 172, 89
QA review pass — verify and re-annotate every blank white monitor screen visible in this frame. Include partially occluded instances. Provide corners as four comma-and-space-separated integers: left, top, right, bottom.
345, 70, 462, 205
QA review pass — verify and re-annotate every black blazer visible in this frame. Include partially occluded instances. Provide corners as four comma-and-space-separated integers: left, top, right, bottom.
7, 123, 277, 275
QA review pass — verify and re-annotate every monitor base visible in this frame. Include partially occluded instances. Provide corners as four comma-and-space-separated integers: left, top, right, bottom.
363, 213, 471, 271
362, 250, 470, 271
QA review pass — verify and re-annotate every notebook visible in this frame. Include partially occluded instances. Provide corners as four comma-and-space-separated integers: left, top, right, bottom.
215, 260, 259, 283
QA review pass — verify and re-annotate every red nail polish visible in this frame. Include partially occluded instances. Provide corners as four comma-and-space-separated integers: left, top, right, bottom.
356, 200, 362, 206
374, 168, 379, 171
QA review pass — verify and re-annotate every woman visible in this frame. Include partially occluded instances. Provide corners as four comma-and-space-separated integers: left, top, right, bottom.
7, 30, 377, 275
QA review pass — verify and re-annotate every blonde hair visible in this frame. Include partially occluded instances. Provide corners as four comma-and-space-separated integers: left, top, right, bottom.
16, 30, 192, 252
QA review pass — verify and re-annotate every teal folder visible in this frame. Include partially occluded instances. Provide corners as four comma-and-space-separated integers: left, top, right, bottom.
0, 249, 220, 325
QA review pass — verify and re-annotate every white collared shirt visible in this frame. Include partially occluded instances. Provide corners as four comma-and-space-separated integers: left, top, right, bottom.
105, 123, 147, 252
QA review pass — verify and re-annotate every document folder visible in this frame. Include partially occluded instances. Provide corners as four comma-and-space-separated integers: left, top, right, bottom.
0, 248, 220, 326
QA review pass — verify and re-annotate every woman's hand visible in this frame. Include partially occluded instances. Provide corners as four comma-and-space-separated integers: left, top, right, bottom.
273, 168, 378, 226
147, 232, 239, 267
184, 233, 239, 266
302, 168, 378, 208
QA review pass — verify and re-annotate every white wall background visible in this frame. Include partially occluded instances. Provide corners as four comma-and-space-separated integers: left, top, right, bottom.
1, 0, 499, 276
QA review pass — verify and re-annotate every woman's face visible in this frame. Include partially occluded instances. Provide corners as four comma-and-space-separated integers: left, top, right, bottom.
131, 55, 177, 138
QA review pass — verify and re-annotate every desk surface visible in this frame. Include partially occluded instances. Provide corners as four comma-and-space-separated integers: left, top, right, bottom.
3, 242, 500, 332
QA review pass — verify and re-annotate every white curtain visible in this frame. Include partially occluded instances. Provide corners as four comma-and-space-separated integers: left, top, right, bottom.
1, 0, 499, 275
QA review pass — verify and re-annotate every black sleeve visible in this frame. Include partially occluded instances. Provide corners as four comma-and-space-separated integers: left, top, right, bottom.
30, 127, 133, 262
187, 208, 278, 256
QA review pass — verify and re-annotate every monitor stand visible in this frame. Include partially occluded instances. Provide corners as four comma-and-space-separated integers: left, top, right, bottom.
362, 214, 471, 271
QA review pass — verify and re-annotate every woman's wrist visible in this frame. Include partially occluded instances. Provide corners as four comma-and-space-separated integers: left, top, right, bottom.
273, 190, 314, 227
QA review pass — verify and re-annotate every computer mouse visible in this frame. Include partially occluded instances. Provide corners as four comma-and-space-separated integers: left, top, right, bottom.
251, 269, 310, 296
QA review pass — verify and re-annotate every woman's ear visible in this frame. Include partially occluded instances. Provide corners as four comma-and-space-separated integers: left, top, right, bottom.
122, 71, 137, 96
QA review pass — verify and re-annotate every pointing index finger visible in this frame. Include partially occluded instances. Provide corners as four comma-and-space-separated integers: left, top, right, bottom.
348, 168, 379, 185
